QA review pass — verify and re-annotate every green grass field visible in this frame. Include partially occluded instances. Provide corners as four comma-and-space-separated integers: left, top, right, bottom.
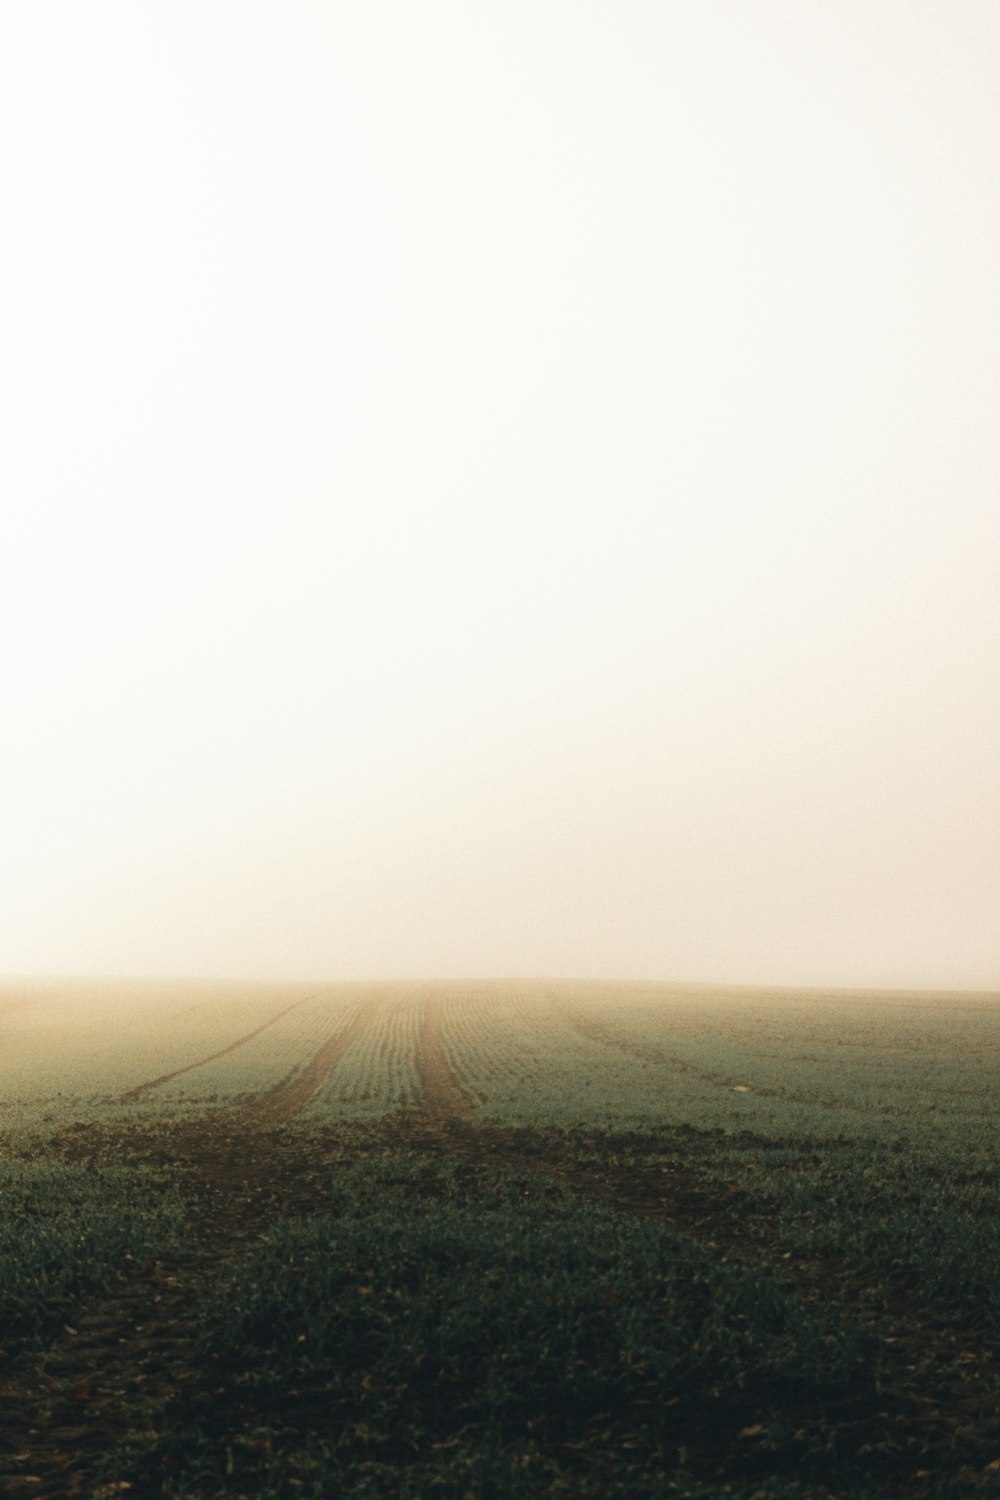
1, 979, 998, 1497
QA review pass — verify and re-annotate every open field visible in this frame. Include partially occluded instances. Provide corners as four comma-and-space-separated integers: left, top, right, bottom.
1, 978, 999, 1497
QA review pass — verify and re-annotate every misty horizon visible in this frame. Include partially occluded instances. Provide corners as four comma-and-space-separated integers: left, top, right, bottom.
2, 974, 997, 1003
3, 1, 998, 992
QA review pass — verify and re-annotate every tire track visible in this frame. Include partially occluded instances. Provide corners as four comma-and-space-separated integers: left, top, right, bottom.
119, 995, 317, 1102
549, 991, 752, 1088
415, 986, 473, 1119
245, 988, 392, 1124
549, 993, 671, 1066
547, 993, 874, 1112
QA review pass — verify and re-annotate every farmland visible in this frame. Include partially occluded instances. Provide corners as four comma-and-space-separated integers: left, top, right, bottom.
1, 979, 999, 1497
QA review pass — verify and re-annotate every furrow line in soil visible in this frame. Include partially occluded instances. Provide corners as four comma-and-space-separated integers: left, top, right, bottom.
242, 988, 393, 1124
414, 987, 473, 1120
118, 994, 319, 1101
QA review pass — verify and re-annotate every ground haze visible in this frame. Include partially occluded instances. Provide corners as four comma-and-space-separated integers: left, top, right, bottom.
4, 1, 999, 993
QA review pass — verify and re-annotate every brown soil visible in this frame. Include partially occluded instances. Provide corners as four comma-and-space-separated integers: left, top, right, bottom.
413, 987, 473, 1119
242, 988, 392, 1125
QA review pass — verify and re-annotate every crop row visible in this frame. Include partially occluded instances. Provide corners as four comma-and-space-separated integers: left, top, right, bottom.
142, 987, 384, 1114
304, 988, 423, 1120
434, 982, 725, 1126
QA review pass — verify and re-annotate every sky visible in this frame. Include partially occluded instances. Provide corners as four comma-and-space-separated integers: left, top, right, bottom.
1, 1, 998, 989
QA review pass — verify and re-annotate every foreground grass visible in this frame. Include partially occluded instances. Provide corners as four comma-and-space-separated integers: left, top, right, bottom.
163, 1156, 862, 1496
3, 1122, 1000, 1498
100, 1134, 993, 1500
0, 1160, 185, 1354
559, 1124, 1000, 1325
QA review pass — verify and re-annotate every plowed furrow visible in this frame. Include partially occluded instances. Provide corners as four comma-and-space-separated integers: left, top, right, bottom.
246, 990, 390, 1123
415, 988, 472, 1118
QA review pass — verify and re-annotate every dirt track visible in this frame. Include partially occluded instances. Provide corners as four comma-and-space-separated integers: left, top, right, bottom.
246, 988, 392, 1124
414, 987, 473, 1119
118, 984, 471, 1125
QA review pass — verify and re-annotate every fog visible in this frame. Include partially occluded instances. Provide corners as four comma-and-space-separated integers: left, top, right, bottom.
2, 2, 998, 989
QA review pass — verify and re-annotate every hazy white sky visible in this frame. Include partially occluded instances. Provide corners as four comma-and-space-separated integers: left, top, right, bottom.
2, 1, 998, 988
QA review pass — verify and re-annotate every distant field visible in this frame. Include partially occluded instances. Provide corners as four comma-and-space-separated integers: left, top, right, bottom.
2, 977, 997, 1146
2, 978, 999, 1498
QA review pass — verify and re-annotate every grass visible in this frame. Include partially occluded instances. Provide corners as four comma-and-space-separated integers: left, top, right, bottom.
119, 1151, 869, 1497
1, 979, 999, 1496
91, 1129, 1000, 1498
0, 1158, 185, 1354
